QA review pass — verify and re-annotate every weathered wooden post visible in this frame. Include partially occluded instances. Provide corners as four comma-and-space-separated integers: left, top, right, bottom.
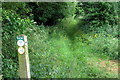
17, 35, 31, 79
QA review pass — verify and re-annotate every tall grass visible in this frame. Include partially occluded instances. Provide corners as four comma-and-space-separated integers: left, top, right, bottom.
27, 24, 118, 78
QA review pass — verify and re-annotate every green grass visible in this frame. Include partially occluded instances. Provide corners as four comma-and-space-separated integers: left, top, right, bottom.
27, 26, 118, 78
2, 24, 118, 78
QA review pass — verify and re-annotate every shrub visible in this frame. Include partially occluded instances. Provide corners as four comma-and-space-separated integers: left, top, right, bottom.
77, 2, 118, 27
2, 9, 34, 78
2, 2, 32, 19
26, 25, 50, 78
2, 59, 19, 78
89, 33, 118, 59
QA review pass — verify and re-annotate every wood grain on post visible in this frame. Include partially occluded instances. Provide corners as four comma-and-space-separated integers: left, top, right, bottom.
17, 35, 31, 79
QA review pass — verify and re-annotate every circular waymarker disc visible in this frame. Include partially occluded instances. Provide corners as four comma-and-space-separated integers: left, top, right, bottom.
17, 40, 25, 47
18, 47, 25, 54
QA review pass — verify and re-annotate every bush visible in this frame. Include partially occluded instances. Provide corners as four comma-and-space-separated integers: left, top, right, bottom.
2, 2, 32, 19
89, 33, 118, 59
77, 2, 118, 27
2, 9, 34, 78
2, 59, 19, 78
26, 25, 50, 78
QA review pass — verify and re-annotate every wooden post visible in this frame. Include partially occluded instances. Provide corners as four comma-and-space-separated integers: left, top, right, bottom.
17, 35, 31, 79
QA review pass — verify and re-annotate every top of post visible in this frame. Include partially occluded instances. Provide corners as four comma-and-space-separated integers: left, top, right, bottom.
17, 34, 27, 41
19, 34, 27, 37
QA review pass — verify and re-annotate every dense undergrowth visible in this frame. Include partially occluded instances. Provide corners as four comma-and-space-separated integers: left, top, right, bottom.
2, 24, 118, 78
28, 25, 118, 78
1, 2, 119, 78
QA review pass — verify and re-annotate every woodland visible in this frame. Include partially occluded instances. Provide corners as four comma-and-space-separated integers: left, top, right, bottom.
1, 2, 119, 78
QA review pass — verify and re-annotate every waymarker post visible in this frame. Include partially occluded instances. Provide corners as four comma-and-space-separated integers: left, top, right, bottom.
17, 35, 31, 79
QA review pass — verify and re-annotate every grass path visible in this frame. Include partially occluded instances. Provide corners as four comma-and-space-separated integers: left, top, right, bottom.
86, 54, 118, 78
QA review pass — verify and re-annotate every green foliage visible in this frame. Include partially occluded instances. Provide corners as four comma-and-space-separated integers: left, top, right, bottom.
89, 34, 118, 59
2, 2, 32, 19
2, 2, 118, 78
58, 17, 78, 38
2, 59, 18, 78
2, 9, 34, 34
26, 26, 49, 78
2, 2, 77, 26
76, 2, 118, 29
2, 9, 34, 78
28, 2, 76, 25
28, 27, 118, 78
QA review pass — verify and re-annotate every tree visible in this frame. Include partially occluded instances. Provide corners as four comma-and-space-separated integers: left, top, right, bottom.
28, 2, 76, 26
76, 2, 118, 27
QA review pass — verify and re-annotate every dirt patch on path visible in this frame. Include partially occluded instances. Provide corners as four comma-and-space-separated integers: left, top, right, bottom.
87, 58, 118, 74
98, 59, 118, 73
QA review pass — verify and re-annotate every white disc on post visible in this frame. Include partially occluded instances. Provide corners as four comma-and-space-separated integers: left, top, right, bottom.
18, 47, 25, 54
17, 40, 25, 47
